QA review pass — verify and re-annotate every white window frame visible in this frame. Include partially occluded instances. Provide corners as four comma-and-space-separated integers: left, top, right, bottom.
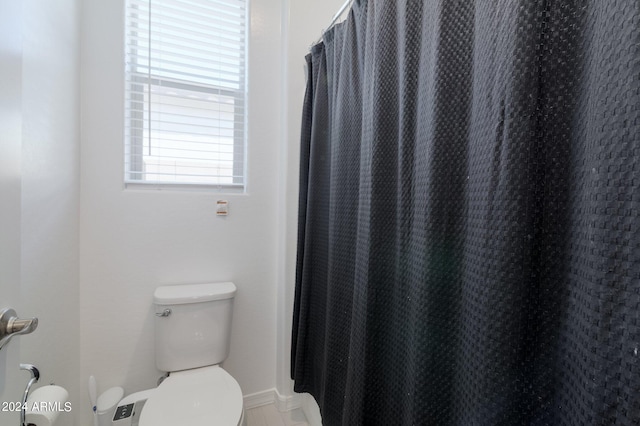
124, 0, 249, 192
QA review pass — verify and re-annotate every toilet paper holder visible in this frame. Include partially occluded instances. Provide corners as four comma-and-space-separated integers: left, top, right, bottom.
20, 363, 40, 426
0, 308, 39, 351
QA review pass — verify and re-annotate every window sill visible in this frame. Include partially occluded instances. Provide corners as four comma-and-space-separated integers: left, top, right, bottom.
124, 181, 245, 194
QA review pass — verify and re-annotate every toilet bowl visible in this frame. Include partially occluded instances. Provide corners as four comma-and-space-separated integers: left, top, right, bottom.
139, 366, 244, 426
138, 282, 245, 425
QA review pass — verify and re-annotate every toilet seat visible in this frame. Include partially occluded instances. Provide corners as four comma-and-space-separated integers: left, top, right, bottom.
139, 365, 244, 426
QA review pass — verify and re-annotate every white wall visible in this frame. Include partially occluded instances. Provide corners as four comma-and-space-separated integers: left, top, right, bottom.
0, 1, 24, 423
1, 1, 81, 425
79, 0, 284, 425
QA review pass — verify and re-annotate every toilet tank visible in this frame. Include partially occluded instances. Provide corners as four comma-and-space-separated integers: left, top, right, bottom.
153, 282, 236, 372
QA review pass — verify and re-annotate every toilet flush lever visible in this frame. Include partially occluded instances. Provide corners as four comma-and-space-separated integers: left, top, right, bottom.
156, 309, 172, 318
0, 308, 38, 351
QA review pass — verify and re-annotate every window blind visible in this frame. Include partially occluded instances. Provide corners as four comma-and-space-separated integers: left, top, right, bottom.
125, 0, 247, 188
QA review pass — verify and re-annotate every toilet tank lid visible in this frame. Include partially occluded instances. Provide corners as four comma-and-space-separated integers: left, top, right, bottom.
154, 282, 237, 305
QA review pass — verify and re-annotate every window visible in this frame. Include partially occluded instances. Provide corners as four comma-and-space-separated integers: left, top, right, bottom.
124, 0, 247, 189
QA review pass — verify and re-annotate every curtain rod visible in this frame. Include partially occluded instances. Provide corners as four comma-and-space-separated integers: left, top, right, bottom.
313, 0, 355, 46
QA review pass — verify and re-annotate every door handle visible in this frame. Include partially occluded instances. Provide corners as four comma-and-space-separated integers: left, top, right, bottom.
0, 308, 38, 351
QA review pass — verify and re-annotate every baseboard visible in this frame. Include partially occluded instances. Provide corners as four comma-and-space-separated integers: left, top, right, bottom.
243, 389, 277, 410
243, 388, 303, 412
275, 389, 302, 412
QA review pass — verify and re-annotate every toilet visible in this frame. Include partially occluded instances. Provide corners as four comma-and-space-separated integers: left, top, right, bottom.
139, 282, 245, 426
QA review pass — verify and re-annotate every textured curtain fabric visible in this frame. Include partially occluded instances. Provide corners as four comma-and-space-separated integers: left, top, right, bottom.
291, 0, 640, 424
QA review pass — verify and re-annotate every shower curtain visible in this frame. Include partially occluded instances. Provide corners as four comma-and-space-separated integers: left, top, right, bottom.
291, 0, 640, 425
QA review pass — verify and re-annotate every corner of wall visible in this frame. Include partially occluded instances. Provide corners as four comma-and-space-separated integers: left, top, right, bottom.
275, 0, 294, 397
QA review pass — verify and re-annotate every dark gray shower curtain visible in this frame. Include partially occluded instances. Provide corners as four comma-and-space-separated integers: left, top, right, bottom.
291, 0, 640, 424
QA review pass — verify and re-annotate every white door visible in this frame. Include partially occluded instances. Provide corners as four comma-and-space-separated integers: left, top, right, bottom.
0, 1, 23, 423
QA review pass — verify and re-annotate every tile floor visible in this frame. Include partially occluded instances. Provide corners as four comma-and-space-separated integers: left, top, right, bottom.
245, 403, 309, 426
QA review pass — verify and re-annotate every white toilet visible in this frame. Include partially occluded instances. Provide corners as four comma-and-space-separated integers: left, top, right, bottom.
139, 282, 245, 426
